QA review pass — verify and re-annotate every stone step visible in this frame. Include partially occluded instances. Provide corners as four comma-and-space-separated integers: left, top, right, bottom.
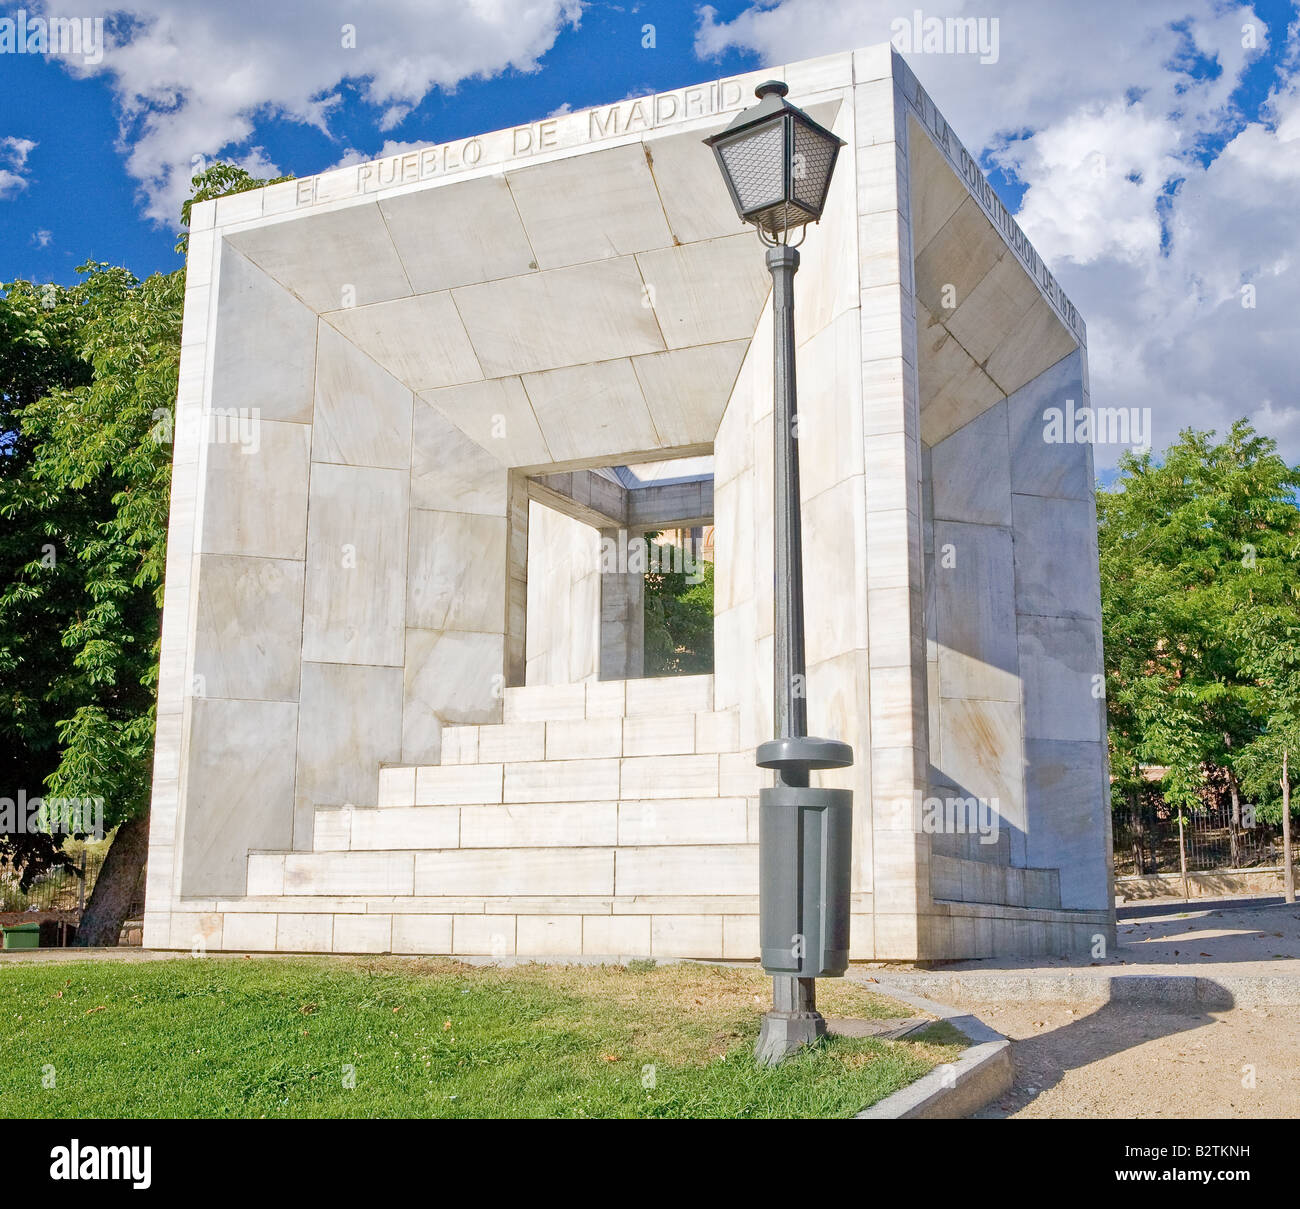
499, 674, 714, 725
930, 853, 1060, 909
429, 706, 741, 771
378, 750, 740, 809
314, 798, 753, 853
930, 828, 1012, 865
248, 843, 759, 899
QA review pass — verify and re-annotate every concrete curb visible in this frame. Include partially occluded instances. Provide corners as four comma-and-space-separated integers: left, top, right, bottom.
850, 969, 1300, 1008
848, 976, 1014, 1119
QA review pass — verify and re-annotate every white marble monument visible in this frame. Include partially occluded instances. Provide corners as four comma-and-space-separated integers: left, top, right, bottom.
144, 44, 1115, 961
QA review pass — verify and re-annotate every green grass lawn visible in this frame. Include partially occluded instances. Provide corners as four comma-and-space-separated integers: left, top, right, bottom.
0, 956, 964, 1118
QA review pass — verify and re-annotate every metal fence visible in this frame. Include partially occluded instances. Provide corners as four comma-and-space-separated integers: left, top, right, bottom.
1113, 790, 1282, 878
0, 852, 105, 914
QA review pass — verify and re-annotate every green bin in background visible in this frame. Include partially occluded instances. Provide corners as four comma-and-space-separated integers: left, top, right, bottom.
2, 922, 40, 950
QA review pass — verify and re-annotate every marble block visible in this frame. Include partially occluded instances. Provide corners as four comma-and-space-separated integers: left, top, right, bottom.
199, 420, 311, 561
295, 662, 404, 845
180, 698, 299, 897
192, 555, 304, 702
406, 510, 507, 634
403, 628, 503, 756
931, 400, 1011, 526
311, 322, 415, 469
302, 463, 409, 666
410, 400, 509, 515
1012, 494, 1102, 621
1006, 351, 1091, 501
226, 202, 411, 313
932, 521, 1019, 702
378, 174, 537, 293
325, 294, 481, 395
209, 245, 317, 424
507, 142, 673, 269
452, 258, 665, 377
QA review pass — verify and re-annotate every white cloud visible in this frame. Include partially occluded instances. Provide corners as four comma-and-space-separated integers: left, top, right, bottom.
2, 136, 37, 166
1071, 74, 1300, 461
378, 104, 413, 132
36, 0, 583, 225
32, 229, 53, 247
696, 1, 1260, 154
695, 1, 1299, 466
0, 135, 37, 197
991, 103, 1184, 266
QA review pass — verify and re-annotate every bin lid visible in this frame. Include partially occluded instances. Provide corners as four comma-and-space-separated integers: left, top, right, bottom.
756, 736, 854, 770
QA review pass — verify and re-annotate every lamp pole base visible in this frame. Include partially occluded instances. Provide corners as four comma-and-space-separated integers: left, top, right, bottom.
755, 975, 826, 1065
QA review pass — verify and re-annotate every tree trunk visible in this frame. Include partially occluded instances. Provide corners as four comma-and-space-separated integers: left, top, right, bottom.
1177, 810, 1190, 901
74, 814, 149, 947
1283, 746, 1294, 905
1129, 786, 1144, 874
1225, 753, 1242, 869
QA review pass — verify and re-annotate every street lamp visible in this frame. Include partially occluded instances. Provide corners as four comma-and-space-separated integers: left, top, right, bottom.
705, 81, 854, 1065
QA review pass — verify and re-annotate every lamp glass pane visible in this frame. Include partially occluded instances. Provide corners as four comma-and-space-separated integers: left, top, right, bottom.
717, 121, 787, 214
791, 119, 838, 216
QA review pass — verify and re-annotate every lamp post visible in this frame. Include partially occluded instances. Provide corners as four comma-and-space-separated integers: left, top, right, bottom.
705, 81, 854, 1065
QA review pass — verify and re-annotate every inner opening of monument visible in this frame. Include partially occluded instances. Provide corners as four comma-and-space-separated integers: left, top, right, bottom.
520, 454, 715, 686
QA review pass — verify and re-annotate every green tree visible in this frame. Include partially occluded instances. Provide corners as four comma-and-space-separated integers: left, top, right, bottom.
644, 535, 714, 675
1, 163, 289, 943
2, 264, 182, 939
1235, 612, 1300, 900
1099, 421, 1300, 868
0, 280, 94, 887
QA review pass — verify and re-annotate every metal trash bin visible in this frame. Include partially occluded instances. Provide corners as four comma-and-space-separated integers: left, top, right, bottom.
758, 785, 853, 978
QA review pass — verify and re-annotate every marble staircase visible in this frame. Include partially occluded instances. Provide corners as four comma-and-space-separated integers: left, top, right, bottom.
222, 676, 793, 958
235, 673, 1074, 951
202, 674, 1099, 959
248, 674, 760, 901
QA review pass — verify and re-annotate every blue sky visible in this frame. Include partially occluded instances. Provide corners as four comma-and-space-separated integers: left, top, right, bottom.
2, 0, 1297, 468
1, 1, 767, 284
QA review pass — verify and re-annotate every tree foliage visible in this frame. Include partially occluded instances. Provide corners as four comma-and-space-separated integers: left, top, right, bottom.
644, 538, 715, 676
1099, 421, 1300, 829
0, 279, 95, 882
1, 162, 286, 924
1, 265, 182, 833
1234, 605, 1300, 823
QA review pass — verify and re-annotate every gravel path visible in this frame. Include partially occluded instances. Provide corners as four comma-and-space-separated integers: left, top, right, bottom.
968, 997, 1300, 1117
940, 897, 1300, 1118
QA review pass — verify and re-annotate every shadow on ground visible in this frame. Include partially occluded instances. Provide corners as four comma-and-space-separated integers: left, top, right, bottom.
969, 989, 1235, 1118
